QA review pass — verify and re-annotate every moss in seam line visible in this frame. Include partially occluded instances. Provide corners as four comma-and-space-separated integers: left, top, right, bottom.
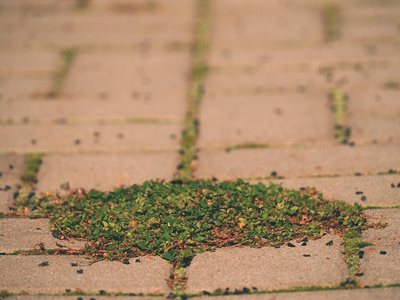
75, 0, 90, 10
174, 0, 211, 181
322, 4, 340, 43
329, 90, 350, 144
48, 48, 77, 98
14, 153, 44, 214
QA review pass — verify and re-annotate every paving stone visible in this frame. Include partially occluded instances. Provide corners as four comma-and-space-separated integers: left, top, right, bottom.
199, 94, 334, 147
186, 235, 346, 293
209, 41, 400, 68
0, 154, 25, 213
190, 287, 400, 300
0, 124, 181, 153
359, 245, 400, 286
362, 209, 400, 246
196, 145, 400, 180
0, 94, 186, 120
348, 90, 400, 115
0, 218, 86, 253
0, 255, 171, 294
349, 114, 400, 144
36, 153, 179, 194
0, 53, 59, 77
257, 175, 400, 206
64, 53, 189, 97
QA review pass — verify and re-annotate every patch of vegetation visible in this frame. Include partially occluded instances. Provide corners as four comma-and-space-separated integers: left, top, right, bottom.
14, 153, 44, 214
175, 0, 211, 180
75, 0, 90, 10
32, 180, 369, 269
0, 118, 14, 125
126, 117, 178, 125
49, 48, 77, 98
329, 90, 350, 144
323, 4, 340, 42
383, 81, 399, 90
109, 1, 157, 14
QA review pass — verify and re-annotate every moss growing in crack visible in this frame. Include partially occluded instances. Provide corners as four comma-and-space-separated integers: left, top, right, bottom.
49, 48, 77, 98
383, 81, 399, 90
14, 153, 44, 213
175, 0, 211, 180
323, 4, 340, 42
33, 180, 369, 268
75, 0, 90, 10
225, 143, 271, 152
329, 90, 350, 144
343, 229, 374, 286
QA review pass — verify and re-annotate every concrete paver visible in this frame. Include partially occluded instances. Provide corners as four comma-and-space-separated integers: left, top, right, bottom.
257, 175, 400, 206
0, 218, 86, 252
0, 154, 25, 213
186, 235, 346, 293
362, 209, 400, 246
190, 287, 400, 300
0, 124, 181, 153
0, 255, 171, 294
199, 94, 334, 147
36, 153, 179, 194
196, 145, 400, 180
348, 90, 400, 114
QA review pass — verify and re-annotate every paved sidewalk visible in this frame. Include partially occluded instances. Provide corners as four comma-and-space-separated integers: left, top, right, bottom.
0, 0, 400, 299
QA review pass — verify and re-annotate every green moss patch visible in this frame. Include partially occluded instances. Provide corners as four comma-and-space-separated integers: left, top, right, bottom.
32, 180, 367, 267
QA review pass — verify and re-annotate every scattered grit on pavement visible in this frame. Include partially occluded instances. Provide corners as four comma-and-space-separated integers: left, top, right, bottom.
0, 0, 399, 299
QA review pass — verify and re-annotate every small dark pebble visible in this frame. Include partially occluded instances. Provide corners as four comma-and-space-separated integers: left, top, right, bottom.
167, 292, 175, 298
299, 187, 306, 191
90, 298, 96, 300
355, 191, 363, 195
303, 254, 311, 257
65, 289, 72, 293
355, 172, 362, 176
302, 237, 309, 242
252, 287, 258, 291
272, 244, 280, 248
270, 171, 277, 177
326, 240, 334, 246
9, 164, 13, 170
202, 291, 211, 296
123, 259, 130, 265
355, 272, 364, 277
287, 242, 296, 248
349, 142, 355, 147
71, 263, 78, 267
380, 251, 387, 255
31, 139, 36, 145
76, 269, 83, 274
94, 131, 100, 138
242, 287, 250, 293
5, 185, 11, 191
359, 250, 364, 259
60, 182, 70, 191
391, 183, 395, 188
135, 258, 141, 262
99, 290, 106, 295
0, 172, 2, 177
77, 297, 83, 300
397, 183, 400, 188
74, 139, 81, 145
301, 242, 307, 246
38, 261, 49, 267
361, 196, 367, 201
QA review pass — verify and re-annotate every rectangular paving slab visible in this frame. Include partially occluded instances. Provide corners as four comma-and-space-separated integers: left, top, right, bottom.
0, 124, 181, 153
196, 145, 400, 180
36, 152, 179, 194
199, 94, 334, 147
0, 218, 85, 253
0, 154, 25, 213
257, 175, 400, 206
186, 235, 347, 293
0, 255, 171, 294
362, 209, 400, 246
189, 287, 400, 300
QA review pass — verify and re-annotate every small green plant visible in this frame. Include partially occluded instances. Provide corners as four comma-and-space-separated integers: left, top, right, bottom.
75, 0, 89, 10
32, 180, 369, 269
329, 90, 350, 144
323, 4, 340, 42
